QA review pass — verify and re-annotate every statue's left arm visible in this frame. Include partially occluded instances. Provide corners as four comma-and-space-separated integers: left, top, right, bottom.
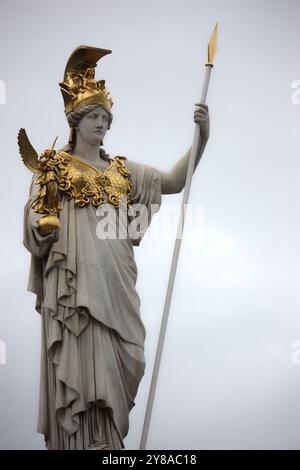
155, 103, 210, 194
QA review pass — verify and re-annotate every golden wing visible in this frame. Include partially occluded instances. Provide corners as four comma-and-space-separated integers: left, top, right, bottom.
17, 128, 40, 174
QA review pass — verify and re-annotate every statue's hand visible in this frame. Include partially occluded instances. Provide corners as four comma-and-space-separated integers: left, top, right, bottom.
194, 103, 210, 145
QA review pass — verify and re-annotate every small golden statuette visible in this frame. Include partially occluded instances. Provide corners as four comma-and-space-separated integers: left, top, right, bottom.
18, 128, 62, 235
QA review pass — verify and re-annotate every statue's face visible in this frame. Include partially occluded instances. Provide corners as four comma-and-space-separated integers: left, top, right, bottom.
76, 106, 109, 145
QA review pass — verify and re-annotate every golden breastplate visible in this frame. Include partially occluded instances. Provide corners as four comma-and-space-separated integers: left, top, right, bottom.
56, 151, 133, 208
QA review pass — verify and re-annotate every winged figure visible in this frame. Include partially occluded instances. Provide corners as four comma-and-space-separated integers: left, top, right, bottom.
18, 128, 63, 217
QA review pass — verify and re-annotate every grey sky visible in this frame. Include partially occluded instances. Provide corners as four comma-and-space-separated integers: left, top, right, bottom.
0, 0, 300, 450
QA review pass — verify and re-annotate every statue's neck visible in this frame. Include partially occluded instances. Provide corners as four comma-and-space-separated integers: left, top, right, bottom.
72, 141, 101, 166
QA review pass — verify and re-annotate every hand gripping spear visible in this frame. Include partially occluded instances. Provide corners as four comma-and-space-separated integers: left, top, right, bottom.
139, 23, 218, 450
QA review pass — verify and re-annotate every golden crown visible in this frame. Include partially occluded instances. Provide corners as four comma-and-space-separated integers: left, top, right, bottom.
59, 46, 113, 115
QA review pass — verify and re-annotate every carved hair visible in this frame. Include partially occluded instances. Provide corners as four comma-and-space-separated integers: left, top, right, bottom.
67, 104, 113, 129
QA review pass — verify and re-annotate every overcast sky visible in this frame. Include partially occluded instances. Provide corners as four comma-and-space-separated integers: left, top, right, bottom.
0, 0, 300, 450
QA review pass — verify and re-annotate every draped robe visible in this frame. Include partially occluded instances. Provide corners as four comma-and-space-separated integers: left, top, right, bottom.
23, 157, 161, 449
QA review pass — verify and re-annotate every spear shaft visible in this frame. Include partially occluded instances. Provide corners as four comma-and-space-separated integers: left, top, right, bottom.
139, 24, 218, 450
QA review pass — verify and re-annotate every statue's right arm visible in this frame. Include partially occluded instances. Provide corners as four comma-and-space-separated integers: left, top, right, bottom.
23, 176, 59, 258
151, 104, 210, 194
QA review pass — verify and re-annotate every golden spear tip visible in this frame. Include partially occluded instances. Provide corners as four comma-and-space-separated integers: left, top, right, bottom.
206, 22, 218, 67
